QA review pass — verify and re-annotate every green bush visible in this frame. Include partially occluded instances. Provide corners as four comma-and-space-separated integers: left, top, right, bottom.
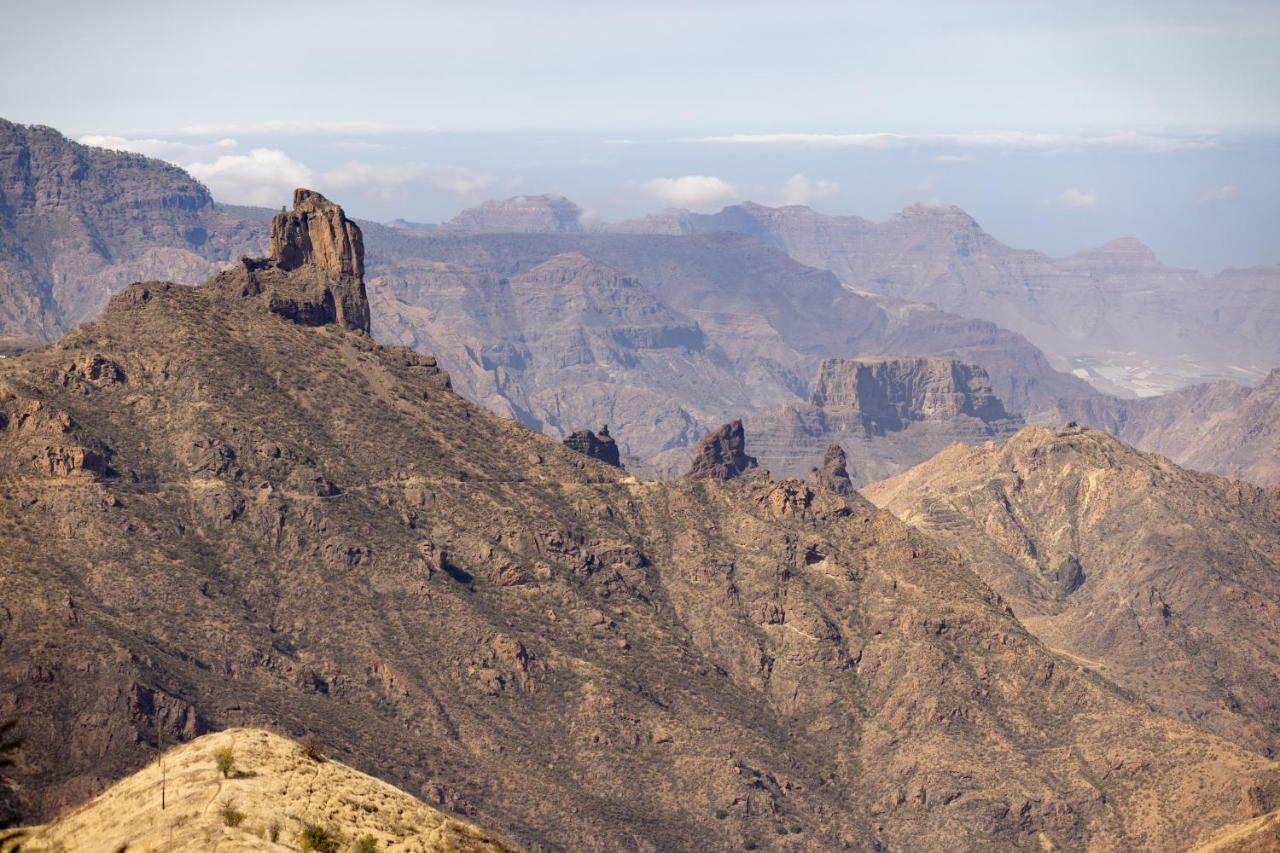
713, 808, 728, 820
300, 733, 326, 762
265, 818, 282, 842
218, 800, 245, 827
299, 824, 341, 852
353, 834, 378, 852
213, 745, 235, 778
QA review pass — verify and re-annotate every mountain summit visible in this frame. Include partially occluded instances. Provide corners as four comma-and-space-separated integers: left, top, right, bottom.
214, 188, 370, 333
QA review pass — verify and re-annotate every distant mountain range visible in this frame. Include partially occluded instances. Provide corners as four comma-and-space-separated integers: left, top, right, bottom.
2, 119, 1278, 486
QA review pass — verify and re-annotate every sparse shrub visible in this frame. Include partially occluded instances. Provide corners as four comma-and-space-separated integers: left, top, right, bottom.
218, 800, 246, 827
713, 808, 728, 820
353, 834, 378, 852
266, 818, 282, 842
775, 824, 789, 835
299, 824, 341, 852
213, 745, 235, 778
300, 733, 326, 762
744, 843, 759, 851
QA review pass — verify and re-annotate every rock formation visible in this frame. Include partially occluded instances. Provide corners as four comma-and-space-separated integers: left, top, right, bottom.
808, 443, 855, 495
562, 425, 622, 468
686, 420, 758, 480
749, 356, 1024, 483
864, 425, 1280, 756
214, 189, 370, 333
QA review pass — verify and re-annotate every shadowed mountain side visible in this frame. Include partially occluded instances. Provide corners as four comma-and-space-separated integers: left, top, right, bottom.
2, 195, 1278, 850
864, 425, 1280, 757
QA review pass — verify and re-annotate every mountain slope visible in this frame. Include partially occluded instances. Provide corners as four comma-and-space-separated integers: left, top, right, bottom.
864, 425, 1280, 756
1056, 369, 1280, 486
18, 728, 511, 852
3, 191, 1279, 850
0, 119, 264, 345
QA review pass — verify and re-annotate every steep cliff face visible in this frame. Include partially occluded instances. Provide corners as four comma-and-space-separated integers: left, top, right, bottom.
749, 357, 1024, 482
865, 425, 1280, 757
212, 189, 370, 334
0, 119, 263, 344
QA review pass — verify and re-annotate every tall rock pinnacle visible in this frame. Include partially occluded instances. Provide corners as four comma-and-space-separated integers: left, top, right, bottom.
686, 420, 758, 480
216, 188, 370, 333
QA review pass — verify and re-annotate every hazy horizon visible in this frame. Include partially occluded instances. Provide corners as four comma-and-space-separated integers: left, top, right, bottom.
5, 0, 1278, 271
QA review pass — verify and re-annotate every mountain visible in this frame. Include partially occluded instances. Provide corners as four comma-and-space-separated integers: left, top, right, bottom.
366, 221, 1097, 472
18, 728, 511, 851
1055, 368, 1280, 486
616, 201, 1280, 396
0, 119, 265, 346
3, 190, 1278, 850
864, 425, 1280, 757
442, 194, 584, 233
747, 357, 1023, 482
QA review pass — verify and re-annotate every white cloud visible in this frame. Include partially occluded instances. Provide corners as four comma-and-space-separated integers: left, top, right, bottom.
1198, 184, 1240, 204
780, 174, 839, 206
186, 148, 314, 207
675, 130, 1218, 154
177, 120, 421, 136
933, 153, 972, 164
425, 165, 497, 197
1050, 188, 1099, 209
78, 134, 238, 161
642, 175, 738, 209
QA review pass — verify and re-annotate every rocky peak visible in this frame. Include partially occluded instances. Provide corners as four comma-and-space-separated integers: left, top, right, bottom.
269, 188, 364, 279
808, 443, 855, 496
895, 202, 981, 230
686, 420, 758, 480
810, 357, 1016, 435
214, 188, 370, 334
1066, 237, 1163, 271
562, 425, 623, 468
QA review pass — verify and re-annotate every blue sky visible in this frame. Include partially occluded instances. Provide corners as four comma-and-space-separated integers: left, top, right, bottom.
3, 0, 1278, 270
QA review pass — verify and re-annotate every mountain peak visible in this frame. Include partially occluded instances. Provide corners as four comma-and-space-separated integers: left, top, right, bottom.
686, 420, 759, 480
215, 187, 370, 333
1069, 236, 1163, 268
445, 194, 583, 233
895, 202, 980, 228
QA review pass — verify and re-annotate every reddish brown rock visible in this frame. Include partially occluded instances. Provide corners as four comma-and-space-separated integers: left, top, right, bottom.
214, 188, 370, 334
562, 425, 622, 468
809, 443, 855, 496
686, 420, 758, 480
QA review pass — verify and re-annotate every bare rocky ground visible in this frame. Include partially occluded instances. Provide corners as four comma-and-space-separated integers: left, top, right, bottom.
2, 191, 1279, 851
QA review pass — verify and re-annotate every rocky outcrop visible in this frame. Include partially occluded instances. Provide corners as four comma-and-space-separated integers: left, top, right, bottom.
748, 357, 1024, 483
808, 443, 855, 495
214, 189, 370, 333
810, 356, 1013, 432
686, 420, 758, 480
562, 425, 622, 468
